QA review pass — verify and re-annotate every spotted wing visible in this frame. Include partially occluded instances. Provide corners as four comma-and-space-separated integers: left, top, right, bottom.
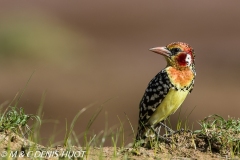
138, 69, 173, 125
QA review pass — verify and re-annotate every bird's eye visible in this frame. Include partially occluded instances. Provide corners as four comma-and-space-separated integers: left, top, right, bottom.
170, 48, 181, 54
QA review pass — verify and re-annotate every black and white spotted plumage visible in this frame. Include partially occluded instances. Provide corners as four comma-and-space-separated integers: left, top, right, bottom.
136, 67, 195, 140
135, 42, 196, 141
136, 69, 173, 140
139, 69, 173, 122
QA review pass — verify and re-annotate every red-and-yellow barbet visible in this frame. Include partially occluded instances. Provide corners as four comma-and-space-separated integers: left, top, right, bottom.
136, 42, 196, 142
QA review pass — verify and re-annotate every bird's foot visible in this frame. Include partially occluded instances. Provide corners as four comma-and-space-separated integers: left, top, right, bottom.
163, 128, 193, 138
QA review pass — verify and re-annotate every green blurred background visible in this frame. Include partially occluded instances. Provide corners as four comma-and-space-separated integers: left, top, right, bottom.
0, 1, 240, 145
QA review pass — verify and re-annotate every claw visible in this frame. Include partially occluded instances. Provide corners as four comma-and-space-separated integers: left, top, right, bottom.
163, 128, 186, 137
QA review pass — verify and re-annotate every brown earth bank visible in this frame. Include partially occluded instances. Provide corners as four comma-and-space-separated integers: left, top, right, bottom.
0, 130, 238, 160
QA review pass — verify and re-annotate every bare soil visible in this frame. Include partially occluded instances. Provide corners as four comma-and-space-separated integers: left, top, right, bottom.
1, 130, 237, 160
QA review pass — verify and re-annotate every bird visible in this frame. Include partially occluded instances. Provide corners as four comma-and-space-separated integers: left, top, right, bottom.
136, 42, 196, 142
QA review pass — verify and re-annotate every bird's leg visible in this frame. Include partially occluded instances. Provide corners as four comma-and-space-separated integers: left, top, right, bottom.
148, 125, 171, 143
155, 121, 187, 138
159, 121, 174, 134
157, 121, 184, 137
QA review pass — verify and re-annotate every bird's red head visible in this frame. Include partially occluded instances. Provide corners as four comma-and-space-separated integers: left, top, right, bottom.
150, 42, 195, 69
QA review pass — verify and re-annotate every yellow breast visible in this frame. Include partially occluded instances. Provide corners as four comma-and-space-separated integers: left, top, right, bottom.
147, 89, 189, 126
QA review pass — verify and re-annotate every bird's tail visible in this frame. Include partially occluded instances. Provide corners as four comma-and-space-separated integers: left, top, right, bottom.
136, 121, 145, 141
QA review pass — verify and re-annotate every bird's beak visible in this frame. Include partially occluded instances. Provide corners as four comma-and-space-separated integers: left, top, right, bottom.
149, 47, 171, 57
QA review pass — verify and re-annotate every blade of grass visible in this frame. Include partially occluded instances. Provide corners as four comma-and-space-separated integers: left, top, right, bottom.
124, 112, 135, 141
15, 71, 35, 107
64, 102, 96, 147
117, 115, 124, 148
